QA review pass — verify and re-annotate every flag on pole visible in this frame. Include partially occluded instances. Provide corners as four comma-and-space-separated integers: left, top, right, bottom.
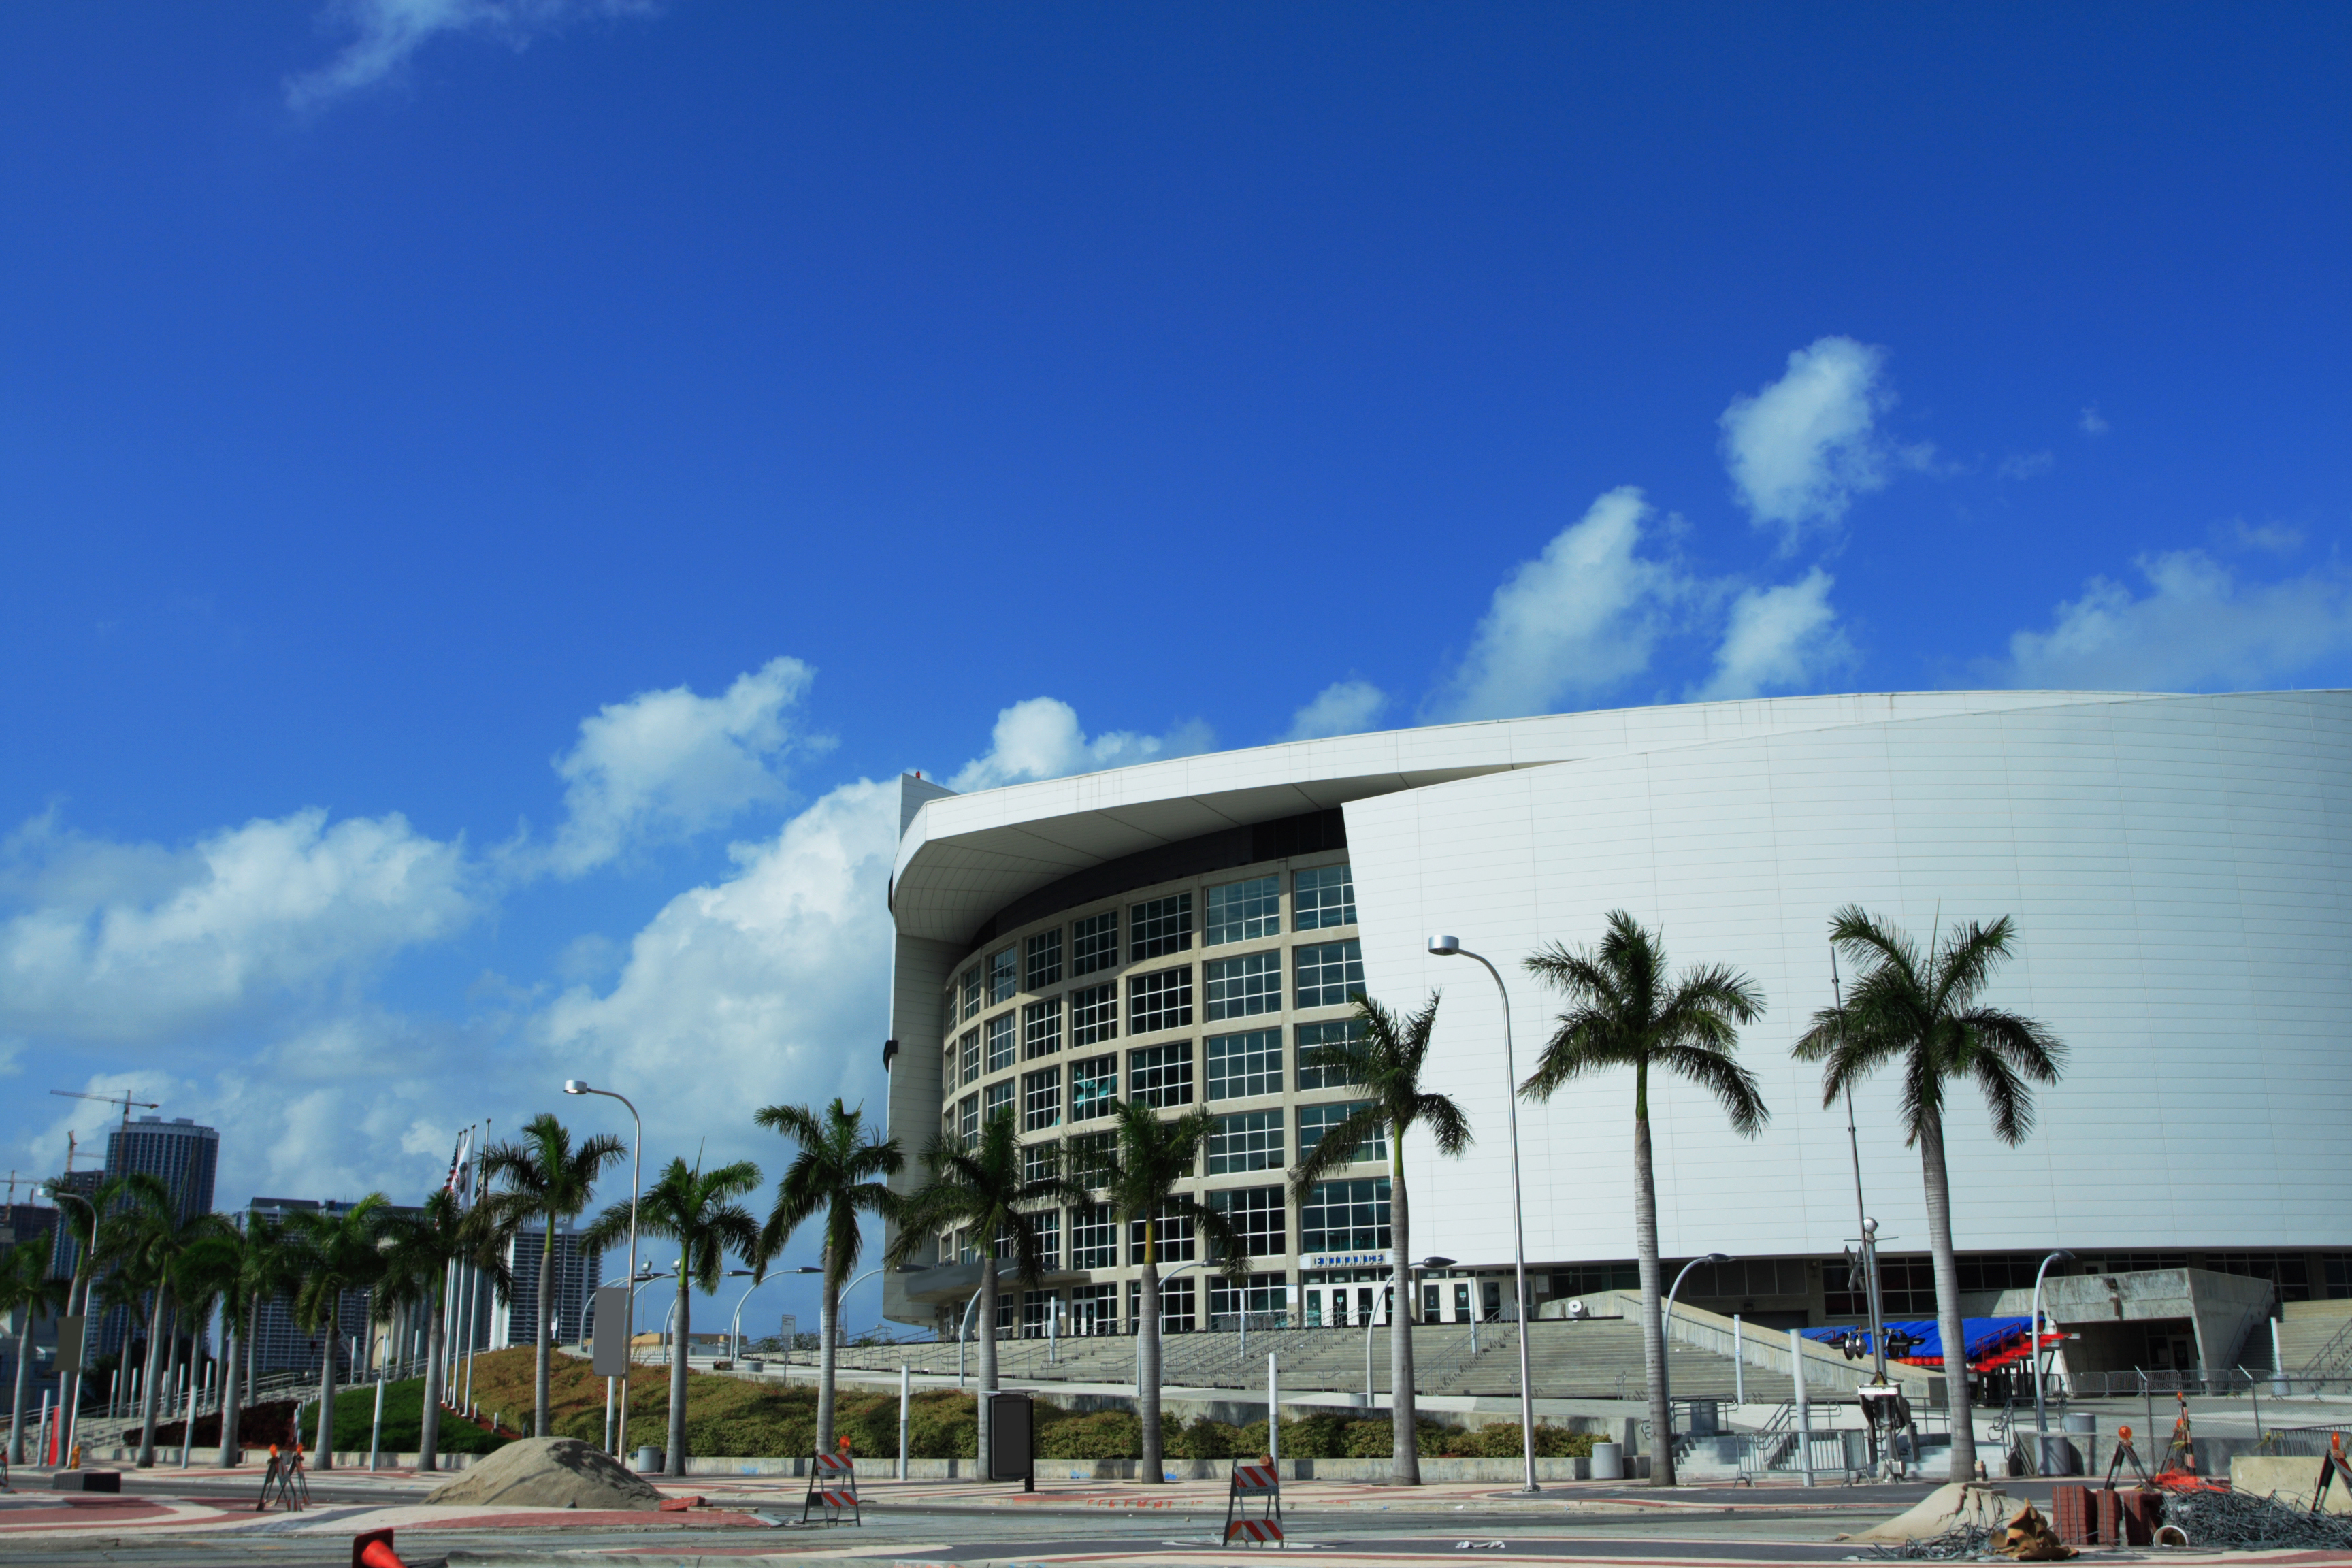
446, 1128, 474, 1207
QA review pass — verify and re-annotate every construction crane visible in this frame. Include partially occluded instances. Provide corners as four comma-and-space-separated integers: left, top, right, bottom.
49, 1088, 159, 1135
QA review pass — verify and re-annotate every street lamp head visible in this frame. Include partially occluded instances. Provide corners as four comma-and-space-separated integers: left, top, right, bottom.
2052, 1248, 2077, 1265
1426, 934, 1460, 956
1861, 1216, 1878, 1237
1418, 1255, 1457, 1269
1705, 1252, 1731, 1264
563, 1079, 589, 1095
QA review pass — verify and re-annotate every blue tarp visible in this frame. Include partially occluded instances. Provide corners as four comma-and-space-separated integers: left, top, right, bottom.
1801, 1316, 2034, 1366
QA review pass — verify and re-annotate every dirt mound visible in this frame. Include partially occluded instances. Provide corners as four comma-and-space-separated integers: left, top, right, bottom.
425, 1436, 662, 1509
1852, 1482, 2019, 1542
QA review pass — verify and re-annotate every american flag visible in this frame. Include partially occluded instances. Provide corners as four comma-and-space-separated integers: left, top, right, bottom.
445, 1127, 474, 1207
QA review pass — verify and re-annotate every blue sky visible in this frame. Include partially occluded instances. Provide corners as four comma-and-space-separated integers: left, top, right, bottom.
3, 2, 2346, 1330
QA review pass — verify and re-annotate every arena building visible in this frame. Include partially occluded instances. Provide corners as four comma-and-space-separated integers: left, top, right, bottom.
880, 689, 2352, 1378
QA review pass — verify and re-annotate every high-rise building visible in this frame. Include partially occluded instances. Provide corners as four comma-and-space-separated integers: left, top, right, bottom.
44, 1169, 102, 1283
488, 1224, 604, 1350
243, 1196, 424, 1375
0, 1198, 63, 1407
95, 1117, 220, 1360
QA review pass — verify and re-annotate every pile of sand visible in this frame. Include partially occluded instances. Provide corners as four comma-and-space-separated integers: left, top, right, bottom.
1850, 1482, 2020, 1542
425, 1437, 664, 1510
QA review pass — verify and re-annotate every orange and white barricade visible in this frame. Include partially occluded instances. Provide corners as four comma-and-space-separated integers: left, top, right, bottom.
801, 1447, 861, 1526
1224, 1455, 1283, 1546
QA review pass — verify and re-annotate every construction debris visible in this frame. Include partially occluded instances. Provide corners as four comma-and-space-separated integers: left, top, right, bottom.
1997, 1503, 2072, 1561
2160, 1484, 2352, 1552
423, 1437, 663, 1510
1851, 1483, 2019, 1544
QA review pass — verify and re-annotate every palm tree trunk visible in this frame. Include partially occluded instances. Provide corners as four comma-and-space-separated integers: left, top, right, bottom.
419, 1301, 446, 1472
1633, 1113, 1673, 1487
242, 1293, 257, 1418
815, 1275, 840, 1456
214, 1319, 243, 1466
535, 1224, 555, 1437
666, 1279, 689, 1475
6, 1305, 32, 1466
1918, 1113, 1976, 1481
1388, 1160, 1420, 1484
1137, 1256, 1162, 1483
976, 1259, 998, 1472
316, 1311, 338, 1469
137, 1289, 171, 1467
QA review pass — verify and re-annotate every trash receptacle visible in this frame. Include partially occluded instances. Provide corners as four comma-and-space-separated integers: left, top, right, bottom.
632, 1446, 664, 1473
1591, 1441, 1624, 1480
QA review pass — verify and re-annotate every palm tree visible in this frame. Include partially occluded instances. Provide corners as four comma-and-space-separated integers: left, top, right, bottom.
887, 1109, 1088, 1473
378, 1190, 511, 1471
1292, 992, 1473, 1484
588, 1157, 762, 1475
39, 1172, 123, 1469
1100, 1100, 1244, 1485
178, 1213, 295, 1467
91, 1173, 203, 1468
751, 1099, 903, 1456
3, 1239, 71, 1466
478, 1113, 627, 1437
1793, 905, 2064, 1483
282, 1195, 389, 1469
1522, 910, 1768, 1488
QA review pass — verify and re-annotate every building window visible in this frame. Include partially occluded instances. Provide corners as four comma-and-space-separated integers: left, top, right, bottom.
1680, 1257, 1807, 1300
1022, 1286, 1058, 1337
2201, 1252, 2314, 1303
1069, 1282, 1118, 1334
1297, 1100, 1385, 1166
1069, 1203, 1117, 1270
960, 1028, 981, 1085
1066, 1130, 1115, 1189
1952, 1254, 2043, 1294
1134, 1275, 1196, 1333
1023, 1139, 1060, 1187
1022, 1066, 1061, 1132
1208, 1109, 1283, 1175
1294, 864, 1356, 929
1206, 875, 1281, 945
1294, 941, 1364, 1010
1210, 1271, 1289, 1322
1130, 893, 1194, 960
1295, 1019, 1367, 1089
1300, 1177, 1390, 1254
958, 1094, 979, 1150
988, 946, 1019, 1006
1130, 1208, 1194, 1264
1071, 1056, 1117, 1120
1073, 911, 1119, 976
1206, 1028, 1284, 1100
1553, 1262, 1640, 1297
942, 1041, 957, 1092
1128, 966, 1194, 1034
1025, 928, 1062, 992
1208, 1187, 1286, 1258
1024, 998, 1062, 1059
1204, 951, 1281, 1021
1071, 983, 1118, 1046
1027, 1213, 1060, 1273
1827, 1256, 1940, 1318
962, 966, 985, 1020
1128, 1041, 1195, 1107
983, 1081, 1014, 1129
2324, 1256, 2352, 1301
985, 1013, 1017, 1074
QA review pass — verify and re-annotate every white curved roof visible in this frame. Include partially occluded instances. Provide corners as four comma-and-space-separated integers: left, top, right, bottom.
890, 690, 2145, 946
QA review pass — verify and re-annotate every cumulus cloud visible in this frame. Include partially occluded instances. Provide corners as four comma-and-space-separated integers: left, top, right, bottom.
540, 656, 814, 877
1998, 551, 2352, 691
286, 0, 656, 111
1435, 487, 1703, 721
1283, 681, 1389, 741
949, 699, 1213, 791
538, 778, 900, 1155
1719, 336, 1895, 551
1998, 452, 2055, 481
2079, 406, 2110, 436
0, 808, 476, 1045
1692, 568, 1858, 702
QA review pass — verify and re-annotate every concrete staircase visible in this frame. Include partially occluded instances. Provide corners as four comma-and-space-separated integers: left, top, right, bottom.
2280, 1298, 2352, 1375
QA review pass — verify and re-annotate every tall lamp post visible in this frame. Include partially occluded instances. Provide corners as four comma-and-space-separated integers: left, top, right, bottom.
44, 1181, 97, 1465
2030, 1249, 2077, 1470
1660, 1253, 1731, 1435
564, 1079, 640, 1457
1426, 934, 1540, 1494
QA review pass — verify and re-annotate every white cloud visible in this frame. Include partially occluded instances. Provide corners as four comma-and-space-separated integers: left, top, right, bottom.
2224, 519, 2304, 556
1283, 681, 1389, 741
286, 0, 655, 111
1435, 487, 1702, 721
541, 656, 814, 877
1998, 451, 2055, 481
1692, 568, 1857, 702
538, 777, 900, 1157
1718, 336, 1894, 551
2079, 406, 2110, 436
0, 808, 476, 1045
1998, 551, 2352, 690
949, 698, 1213, 791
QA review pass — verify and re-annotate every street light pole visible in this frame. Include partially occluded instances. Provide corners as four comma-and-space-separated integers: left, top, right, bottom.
1427, 935, 1539, 1494
1661, 1253, 1731, 1438
44, 1183, 97, 1467
2030, 1249, 2077, 1471
564, 1081, 640, 1456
